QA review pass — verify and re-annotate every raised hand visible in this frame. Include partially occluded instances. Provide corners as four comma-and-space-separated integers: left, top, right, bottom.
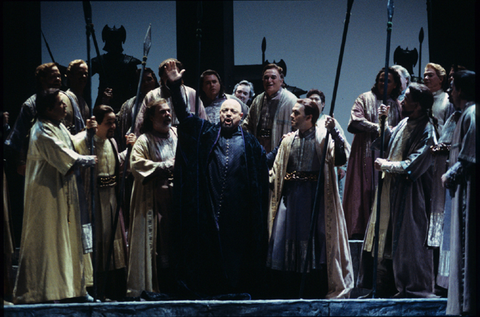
164, 60, 185, 83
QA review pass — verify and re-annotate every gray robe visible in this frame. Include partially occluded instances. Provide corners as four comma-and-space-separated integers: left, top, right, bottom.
359, 115, 436, 298
446, 103, 475, 316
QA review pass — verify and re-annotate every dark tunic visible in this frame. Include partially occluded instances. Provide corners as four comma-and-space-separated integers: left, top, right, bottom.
267, 126, 326, 272
169, 79, 269, 298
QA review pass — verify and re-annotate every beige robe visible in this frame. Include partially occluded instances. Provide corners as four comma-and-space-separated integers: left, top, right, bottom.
73, 132, 127, 272
14, 119, 87, 303
126, 128, 177, 297
242, 89, 298, 150
269, 117, 354, 299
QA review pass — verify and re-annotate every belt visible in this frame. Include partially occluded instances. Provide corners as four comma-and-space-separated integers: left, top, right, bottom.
284, 171, 318, 182
97, 175, 117, 188
258, 128, 271, 138
430, 144, 450, 155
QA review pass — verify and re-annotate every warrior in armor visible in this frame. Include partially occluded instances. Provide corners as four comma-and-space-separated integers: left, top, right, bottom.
92, 25, 141, 112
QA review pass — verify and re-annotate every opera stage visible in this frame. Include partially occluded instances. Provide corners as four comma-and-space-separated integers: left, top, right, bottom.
4, 242, 448, 316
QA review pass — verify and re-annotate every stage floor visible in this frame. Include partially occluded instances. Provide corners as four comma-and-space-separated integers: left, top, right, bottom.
4, 298, 447, 316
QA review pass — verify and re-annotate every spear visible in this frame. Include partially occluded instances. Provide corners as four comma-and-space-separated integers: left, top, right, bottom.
41, 30, 56, 64
102, 23, 152, 298
194, 1, 203, 116
372, 0, 395, 299
82, 0, 97, 300
418, 27, 424, 80
262, 37, 266, 64
299, 0, 354, 298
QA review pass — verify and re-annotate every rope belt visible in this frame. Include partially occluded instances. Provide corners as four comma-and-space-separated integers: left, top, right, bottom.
97, 175, 117, 188
284, 171, 318, 182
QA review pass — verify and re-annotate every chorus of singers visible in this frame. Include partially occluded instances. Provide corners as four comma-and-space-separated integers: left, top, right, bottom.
3, 56, 475, 316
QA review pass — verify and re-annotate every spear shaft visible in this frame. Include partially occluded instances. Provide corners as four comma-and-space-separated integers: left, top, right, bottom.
372, 0, 394, 299
418, 27, 424, 80
194, 1, 203, 116
41, 30, 56, 64
102, 24, 152, 298
299, 0, 354, 298
82, 0, 97, 300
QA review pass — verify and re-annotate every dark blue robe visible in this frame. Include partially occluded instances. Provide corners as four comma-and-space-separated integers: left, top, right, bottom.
168, 80, 269, 299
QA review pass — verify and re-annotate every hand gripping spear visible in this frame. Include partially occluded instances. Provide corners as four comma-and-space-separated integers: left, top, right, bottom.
82, 0, 98, 300
299, 0, 354, 298
372, 0, 394, 299
101, 24, 152, 298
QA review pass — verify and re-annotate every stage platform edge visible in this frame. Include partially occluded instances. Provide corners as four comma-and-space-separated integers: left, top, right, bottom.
4, 298, 447, 316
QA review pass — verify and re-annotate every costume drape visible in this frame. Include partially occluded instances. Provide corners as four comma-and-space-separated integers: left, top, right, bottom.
446, 103, 475, 316
73, 132, 128, 273
14, 119, 87, 303
242, 89, 297, 152
126, 128, 177, 297
169, 79, 269, 298
359, 115, 436, 298
342, 91, 401, 238
134, 84, 206, 135
268, 116, 354, 299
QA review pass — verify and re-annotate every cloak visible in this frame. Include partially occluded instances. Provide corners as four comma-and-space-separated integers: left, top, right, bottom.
169, 80, 269, 298
269, 116, 354, 299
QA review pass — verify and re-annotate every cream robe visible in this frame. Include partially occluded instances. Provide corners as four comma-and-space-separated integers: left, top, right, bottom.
126, 128, 177, 297
14, 119, 87, 303
73, 132, 127, 272
269, 116, 354, 299
242, 89, 298, 149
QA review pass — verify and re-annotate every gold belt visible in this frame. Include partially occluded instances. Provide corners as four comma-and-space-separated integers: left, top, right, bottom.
284, 171, 318, 181
430, 144, 451, 155
98, 175, 117, 188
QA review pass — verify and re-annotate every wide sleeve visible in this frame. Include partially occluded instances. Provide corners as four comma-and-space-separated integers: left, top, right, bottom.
167, 80, 190, 122
71, 130, 89, 155
457, 107, 476, 164
134, 91, 155, 136
35, 124, 81, 176
186, 86, 207, 120
347, 94, 379, 134
241, 95, 260, 135
130, 135, 173, 183
380, 123, 435, 181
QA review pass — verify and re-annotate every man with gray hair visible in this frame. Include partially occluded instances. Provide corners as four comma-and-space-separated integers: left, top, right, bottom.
391, 64, 410, 102
233, 80, 255, 106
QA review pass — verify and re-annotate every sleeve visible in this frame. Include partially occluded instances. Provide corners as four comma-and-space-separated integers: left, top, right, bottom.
381, 126, 435, 181
4, 99, 36, 158
35, 125, 81, 176
71, 130, 90, 155
134, 93, 152, 136
130, 135, 174, 184
167, 80, 190, 122
241, 97, 258, 134
457, 108, 476, 164
347, 94, 380, 134
330, 127, 348, 166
